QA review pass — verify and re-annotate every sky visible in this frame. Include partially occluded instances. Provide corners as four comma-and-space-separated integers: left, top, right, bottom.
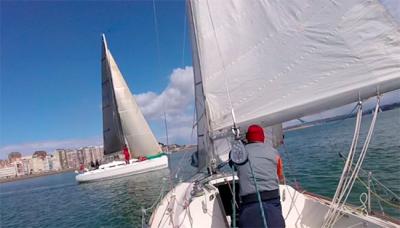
1, 0, 399, 159
0, 0, 194, 158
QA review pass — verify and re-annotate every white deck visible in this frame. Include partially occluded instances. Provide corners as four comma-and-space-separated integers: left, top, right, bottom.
75, 155, 168, 183
149, 174, 399, 228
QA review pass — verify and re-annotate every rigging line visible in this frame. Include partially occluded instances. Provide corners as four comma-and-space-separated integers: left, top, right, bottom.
279, 140, 303, 217
248, 158, 268, 228
181, 0, 187, 67
356, 174, 400, 209
205, 0, 236, 125
371, 180, 386, 213
173, 103, 196, 179
141, 179, 168, 227
324, 103, 363, 227
281, 143, 298, 185
231, 166, 237, 228
334, 153, 400, 212
359, 169, 400, 201
338, 153, 400, 202
152, 0, 162, 72
323, 102, 363, 227
226, 174, 239, 209
328, 99, 380, 227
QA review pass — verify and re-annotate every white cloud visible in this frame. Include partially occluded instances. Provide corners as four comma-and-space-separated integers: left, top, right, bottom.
135, 66, 195, 145
136, 66, 194, 119
0, 137, 101, 159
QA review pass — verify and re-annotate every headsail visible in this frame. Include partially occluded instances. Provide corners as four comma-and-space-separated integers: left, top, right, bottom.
101, 34, 161, 157
189, 0, 400, 134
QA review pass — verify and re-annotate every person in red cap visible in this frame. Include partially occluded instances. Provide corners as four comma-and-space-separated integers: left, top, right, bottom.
123, 144, 131, 165
234, 124, 285, 228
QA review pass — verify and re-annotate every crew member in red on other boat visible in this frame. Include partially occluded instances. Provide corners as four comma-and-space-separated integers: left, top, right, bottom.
123, 145, 130, 164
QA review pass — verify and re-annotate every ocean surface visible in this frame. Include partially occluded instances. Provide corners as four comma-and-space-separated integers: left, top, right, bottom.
0, 109, 399, 227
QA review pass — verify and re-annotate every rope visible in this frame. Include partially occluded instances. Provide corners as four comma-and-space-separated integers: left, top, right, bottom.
333, 100, 380, 223
337, 150, 400, 210
281, 143, 299, 186
231, 166, 237, 227
356, 175, 400, 209
365, 171, 400, 201
152, 0, 161, 72
248, 158, 268, 228
324, 102, 363, 227
324, 99, 380, 227
181, 0, 187, 67
323, 102, 363, 227
141, 178, 168, 228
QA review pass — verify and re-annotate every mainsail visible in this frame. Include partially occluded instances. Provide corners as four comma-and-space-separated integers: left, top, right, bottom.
101, 34, 161, 157
188, 0, 400, 168
102, 36, 125, 155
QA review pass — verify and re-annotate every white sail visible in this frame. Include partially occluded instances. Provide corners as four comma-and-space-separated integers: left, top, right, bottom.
188, 1, 285, 169
189, 0, 400, 135
101, 34, 161, 157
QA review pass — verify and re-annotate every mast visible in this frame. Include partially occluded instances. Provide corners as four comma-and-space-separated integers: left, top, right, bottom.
187, 0, 216, 171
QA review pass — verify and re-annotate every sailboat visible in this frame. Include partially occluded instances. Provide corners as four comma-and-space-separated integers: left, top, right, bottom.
76, 34, 168, 183
148, 0, 400, 227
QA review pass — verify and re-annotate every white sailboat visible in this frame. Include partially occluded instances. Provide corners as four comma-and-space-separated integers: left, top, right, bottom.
76, 34, 168, 183
149, 0, 400, 227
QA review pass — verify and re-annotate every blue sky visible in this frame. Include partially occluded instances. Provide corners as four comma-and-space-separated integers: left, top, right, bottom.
1, 0, 399, 158
1, 0, 193, 157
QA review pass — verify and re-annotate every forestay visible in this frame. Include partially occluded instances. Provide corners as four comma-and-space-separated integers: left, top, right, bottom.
101, 35, 161, 157
189, 0, 400, 134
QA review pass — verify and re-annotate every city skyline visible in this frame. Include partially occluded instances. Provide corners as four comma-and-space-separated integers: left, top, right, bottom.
0, 145, 104, 161
0, 145, 104, 180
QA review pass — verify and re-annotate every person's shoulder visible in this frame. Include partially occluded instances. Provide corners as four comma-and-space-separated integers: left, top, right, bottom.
263, 142, 279, 153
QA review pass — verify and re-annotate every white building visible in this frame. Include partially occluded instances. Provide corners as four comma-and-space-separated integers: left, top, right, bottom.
49, 154, 61, 171
31, 157, 51, 173
66, 149, 79, 168
21, 155, 33, 175
0, 166, 16, 179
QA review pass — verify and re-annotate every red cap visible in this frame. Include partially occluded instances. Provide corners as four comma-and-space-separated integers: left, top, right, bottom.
246, 125, 265, 143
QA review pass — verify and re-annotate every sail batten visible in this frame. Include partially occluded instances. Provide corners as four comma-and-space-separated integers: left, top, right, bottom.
189, 0, 400, 134
101, 34, 161, 157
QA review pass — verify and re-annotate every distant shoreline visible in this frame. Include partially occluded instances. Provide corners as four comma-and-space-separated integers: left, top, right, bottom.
284, 105, 399, 132
0, 168, 75, 184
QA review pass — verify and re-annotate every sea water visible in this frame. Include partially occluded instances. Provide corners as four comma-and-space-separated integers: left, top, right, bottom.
0, 109, 399, 227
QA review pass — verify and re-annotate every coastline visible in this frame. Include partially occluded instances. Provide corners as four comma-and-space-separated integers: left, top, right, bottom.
0, 168, 75, 184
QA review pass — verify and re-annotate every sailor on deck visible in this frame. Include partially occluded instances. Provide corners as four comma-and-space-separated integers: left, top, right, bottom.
123, 145, 131, 164
235, 124, 285, 228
